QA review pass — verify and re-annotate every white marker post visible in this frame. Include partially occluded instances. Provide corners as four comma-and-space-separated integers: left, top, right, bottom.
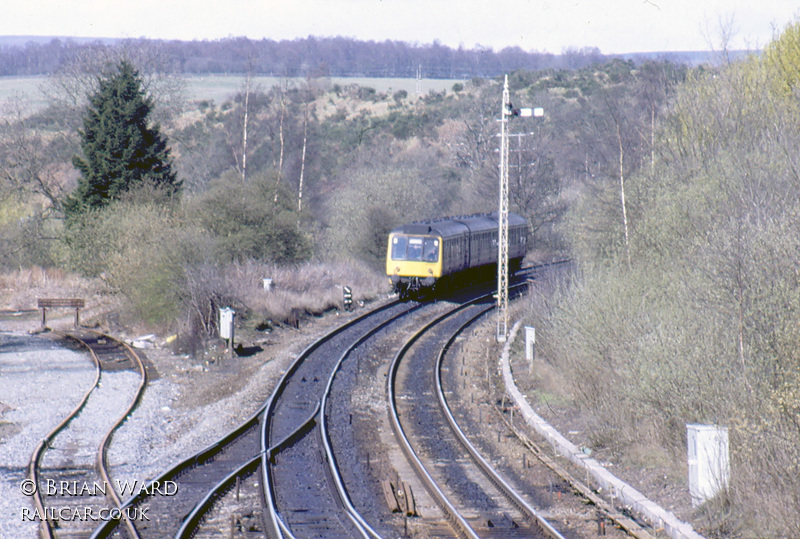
219, 307, 235, 358
524, 326, 536, 372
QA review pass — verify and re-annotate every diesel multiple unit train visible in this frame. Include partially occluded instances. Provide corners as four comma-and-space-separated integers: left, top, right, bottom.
386, 212, 528, 297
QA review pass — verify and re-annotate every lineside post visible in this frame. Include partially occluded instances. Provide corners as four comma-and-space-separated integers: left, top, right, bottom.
496, 77, 542, 343
497, 75, 511, 343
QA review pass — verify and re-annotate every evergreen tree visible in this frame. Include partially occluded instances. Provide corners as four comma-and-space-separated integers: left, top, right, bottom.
67, 60, 180, 216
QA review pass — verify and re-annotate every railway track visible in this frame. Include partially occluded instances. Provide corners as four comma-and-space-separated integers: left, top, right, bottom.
387, 285, 566, 538
173, 298, 421, 538
453, 323, 655, 539
92, 259, 633, 539
89, 306, 378, 538
93, 408, 266, 538
27, 329, 147, 539
262, 278, 549, 538
93, 298, 416, 538
262, 299, 420, 537
435, 301, 565, 538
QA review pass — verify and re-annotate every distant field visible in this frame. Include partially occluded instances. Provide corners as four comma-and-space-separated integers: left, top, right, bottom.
0, 75, 465, 112
184, 75, 464, 103
0, 75, 49, 111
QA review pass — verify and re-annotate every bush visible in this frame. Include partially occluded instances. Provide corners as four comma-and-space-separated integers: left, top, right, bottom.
0, 204, 58, 269
321, 143, 457, 268
189, 171, 312, 264
63, 196, 190, 325
533, 39, 800, 532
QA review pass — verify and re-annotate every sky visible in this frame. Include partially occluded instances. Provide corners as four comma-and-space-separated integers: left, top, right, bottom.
4, 0, 799, 55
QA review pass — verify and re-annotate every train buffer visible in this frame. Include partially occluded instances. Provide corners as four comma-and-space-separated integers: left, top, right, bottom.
37, 298, 85, 328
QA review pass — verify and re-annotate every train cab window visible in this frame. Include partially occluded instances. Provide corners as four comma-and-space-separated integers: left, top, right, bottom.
407, 238, 423, 260
422, 238, 439, 262
392, 236, 409, 260
392, 236, 438, 262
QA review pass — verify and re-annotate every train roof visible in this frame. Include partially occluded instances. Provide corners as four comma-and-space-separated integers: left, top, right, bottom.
390, 212, 526, 238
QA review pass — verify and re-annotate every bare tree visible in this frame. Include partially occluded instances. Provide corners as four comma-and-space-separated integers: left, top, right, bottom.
450, 89, 498, 175
241, 72, 251, 181
507, 131, 564, 249
297, 104, 311, 215
40, 40, 187, 130
0, 96, 73, 213
272, 82, 288, 201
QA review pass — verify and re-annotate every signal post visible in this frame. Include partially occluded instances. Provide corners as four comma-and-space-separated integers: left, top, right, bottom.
496, 75, 542, 343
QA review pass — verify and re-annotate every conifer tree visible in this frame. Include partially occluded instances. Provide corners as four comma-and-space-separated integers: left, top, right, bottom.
66, 60, 180, 216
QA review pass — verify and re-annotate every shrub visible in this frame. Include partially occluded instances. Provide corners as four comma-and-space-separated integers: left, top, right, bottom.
189, 171, 312, 264
63, 191, 193, 326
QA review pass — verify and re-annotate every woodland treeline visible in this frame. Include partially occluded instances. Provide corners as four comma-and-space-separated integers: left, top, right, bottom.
0, 35, 716, 78
2, 22, 800, 536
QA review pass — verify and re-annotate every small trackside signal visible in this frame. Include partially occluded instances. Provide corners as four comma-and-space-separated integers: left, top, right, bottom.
343, 286, 353, 311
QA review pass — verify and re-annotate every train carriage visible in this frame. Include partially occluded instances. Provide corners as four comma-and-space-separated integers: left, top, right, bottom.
386, 212, 528, 297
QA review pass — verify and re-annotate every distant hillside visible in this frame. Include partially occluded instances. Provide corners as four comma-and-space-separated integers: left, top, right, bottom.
620, 49, 755, 65
0, 35, 751, 78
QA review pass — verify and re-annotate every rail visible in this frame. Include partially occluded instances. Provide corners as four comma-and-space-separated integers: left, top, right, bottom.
26, 336, 100, 539
28, 330, 146, 539
261, 299, 406, 538
318, 303, 426, 538
386, 295, 488, 539
89, 331, 148, 539
499, 321, 703, 539
434, 304, 565, 538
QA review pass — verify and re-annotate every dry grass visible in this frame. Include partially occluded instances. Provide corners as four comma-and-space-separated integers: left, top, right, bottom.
223, 260, 389, 326
0, 267, 101, 311
0, 260, 388, 336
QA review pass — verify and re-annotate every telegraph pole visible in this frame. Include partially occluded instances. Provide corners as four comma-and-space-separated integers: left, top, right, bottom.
497, 75, 511, 343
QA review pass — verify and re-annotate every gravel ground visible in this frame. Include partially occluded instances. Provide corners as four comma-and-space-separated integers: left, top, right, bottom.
40, 370, 141, 471
0, 331, 96, 538
0, 305, 373, 538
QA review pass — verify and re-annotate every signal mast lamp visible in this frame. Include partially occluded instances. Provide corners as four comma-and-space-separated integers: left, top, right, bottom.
497, 75, 543, 343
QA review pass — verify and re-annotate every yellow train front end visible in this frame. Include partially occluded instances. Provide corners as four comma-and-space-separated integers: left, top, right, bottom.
386, 233, 442, 297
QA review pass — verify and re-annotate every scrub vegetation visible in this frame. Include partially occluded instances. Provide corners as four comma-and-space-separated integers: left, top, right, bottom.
524, 22, 800, 537
2, 24, 800, 535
